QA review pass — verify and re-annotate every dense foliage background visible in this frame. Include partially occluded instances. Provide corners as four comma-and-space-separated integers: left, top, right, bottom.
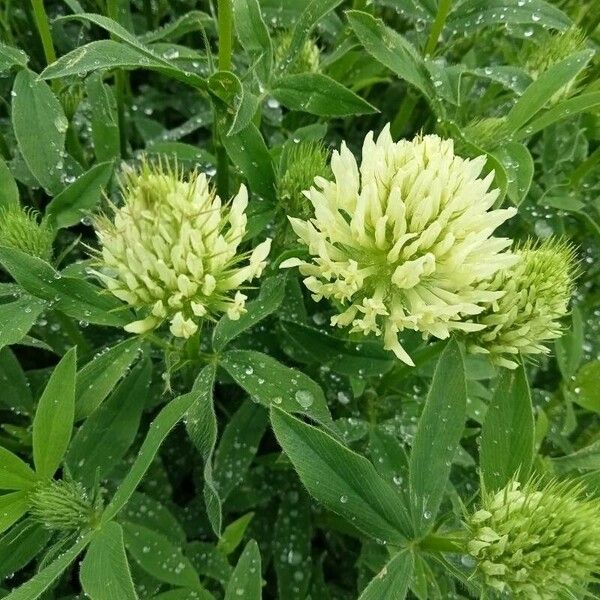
0, 0, 599, 598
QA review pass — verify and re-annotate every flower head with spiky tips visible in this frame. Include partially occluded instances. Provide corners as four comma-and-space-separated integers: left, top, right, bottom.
281, 126, 517, 365
466, 477, 600, 599
467, 238, 577, 368
92, 159, 271, 338
0, 205, 53, 260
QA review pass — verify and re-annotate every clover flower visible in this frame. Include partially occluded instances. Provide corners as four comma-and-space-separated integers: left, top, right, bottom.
466, 478, 600, 598
281, 126, 517, 365
468, 238, 576, 368
0, 205, 53, 260
93, 160, 271, 338
274, 30, 320, 74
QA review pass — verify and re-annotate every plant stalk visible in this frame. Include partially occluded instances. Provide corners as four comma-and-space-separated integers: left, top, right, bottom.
424, 0, 453, 57
30, 0, 56, 67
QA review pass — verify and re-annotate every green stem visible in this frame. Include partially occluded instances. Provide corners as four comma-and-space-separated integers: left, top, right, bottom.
217, 0, 233, 71
419, 533, 466, 554
424, 0, 453, 56
30, 0, 57, 66
143, 0, 154, 30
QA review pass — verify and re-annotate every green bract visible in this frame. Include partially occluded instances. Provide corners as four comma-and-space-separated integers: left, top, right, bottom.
0, 205, 53, 260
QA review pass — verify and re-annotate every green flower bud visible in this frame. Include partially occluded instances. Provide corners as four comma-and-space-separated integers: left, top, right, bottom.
466, 478, 600, 598
468, 238, 576, 369
273, 30, 320, 74
0, 205, 54, 260
277, 140, 330, 220
92, 159, 271, 338
29, 480, 99, 531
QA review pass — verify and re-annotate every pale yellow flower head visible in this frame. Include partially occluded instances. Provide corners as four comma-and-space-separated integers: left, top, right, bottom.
93, 160, 271, 338
468, 238, 576, 368
281, 126, 517, 365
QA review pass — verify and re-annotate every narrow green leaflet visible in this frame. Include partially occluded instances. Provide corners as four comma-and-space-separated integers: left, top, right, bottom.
217, 513, 255, 556
11, 69, 68, 195
550, 440, 600, 475
32, 347, 77, 479
0, 446, 36, 490
271, 408, 411, 544
102, 389, 199, 523
0, 348, 33, 414
571, 360, 600, 412
187, 541, 232, 586
45, 161, 115, 229
0, 296, 46, 351
86, 73, 120, 162
556, 307, 584, 380
272, 73, 377, 116
75, 336, 143, 419
185, 364, 221, 536
409, 339, 466, 535
0, 246, 129, 327
232, 0, 272, 84
220, 350, 333, 428
0, 41, 28, 71
220, 122, 275, 203
0, 521, 52, 580
224, 540, 262, 600
3, 533, 92, 600
505, 51, 594, 135
68, 360, 151, 488
358, 549, 414, 600
212, 275, 286, 352
492, 142, 534, 206
480, 362, 534, 490
0, 490, 28, 534
123, 522, 202, 590
80, 522, 138, 600
213, 400, 268, 500
0, 156, 19, 208
347, 11, 434, 101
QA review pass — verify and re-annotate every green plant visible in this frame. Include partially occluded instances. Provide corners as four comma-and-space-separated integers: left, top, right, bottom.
0, 0, 599, 599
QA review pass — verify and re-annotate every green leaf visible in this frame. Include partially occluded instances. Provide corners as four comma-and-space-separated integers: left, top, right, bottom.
571, 360, 600, 412
0, 245, 130, 327
214, 400, 268, 500
358, 549, 413, 600
232, 0, 272, 84
224, 540, 262, 600
220, 350, 333, 428
68, 360, 150, 488
0, 446, 36, 490
2, 533, 92, 600
140, 11, 212, 44
409, 339, 466, 535
555, 307, 584, 379
208, 71, 258, 136
86, 73, 121, 162
0, 348, 33, 414
0, 520, 52, 580
518, 91, 600, 139
276, 0, 343, 76
280, 320, 394, 378
0, 156, 19, 208
550, 440, 600, 475
0, 41, 28, 71
219, 121, 275, 203
217, 512, 255, 556
32, 347, 77, 479
0, 296, 46, 351
80, 522, 138, 600
102, 389, 199, 523
447, 0, 571, 33
272, 73, 377, 116
347, 11, 434, 100
75, 336, 143, 420
0, 490, 28, 534
505, 51, 594, 135
492, 142, 534, 205
11, 69, 68, 195
123, 522, 202, 590
185, 364, 221, 536
480, 362, 534, 491
45, 161, 115, 229
270, 408, 411, 544
212, 275, 286, 352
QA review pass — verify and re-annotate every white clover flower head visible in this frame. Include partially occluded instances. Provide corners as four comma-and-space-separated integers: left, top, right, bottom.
466, 478, 600, 599
93, 159, 271, 338
468, 237, 577, 368
281, 126, 517, 365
